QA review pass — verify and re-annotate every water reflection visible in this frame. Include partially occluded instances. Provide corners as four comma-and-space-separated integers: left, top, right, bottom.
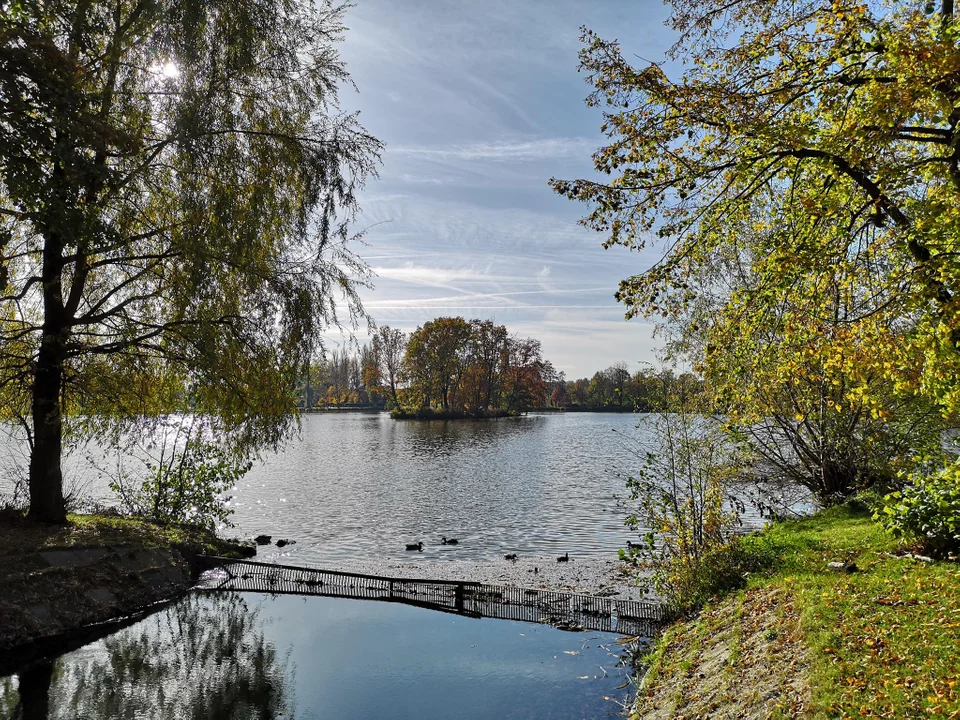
1, 594, 294, 720
2, 592, 636, 720
401, 416, 539, 458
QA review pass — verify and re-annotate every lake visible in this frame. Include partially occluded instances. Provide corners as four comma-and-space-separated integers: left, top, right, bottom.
0, 412, 748, 718
1, 412, 654, 564
228, 412, 648, 565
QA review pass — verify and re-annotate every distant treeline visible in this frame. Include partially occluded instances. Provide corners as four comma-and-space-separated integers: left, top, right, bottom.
550, 363, 701, 413
298, 319, 700, 416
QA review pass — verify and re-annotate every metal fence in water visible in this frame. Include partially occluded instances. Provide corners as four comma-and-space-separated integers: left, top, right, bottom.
195, 557, 667, 636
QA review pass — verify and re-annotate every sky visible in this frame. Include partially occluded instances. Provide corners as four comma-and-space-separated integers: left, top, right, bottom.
334, 0, 679, 379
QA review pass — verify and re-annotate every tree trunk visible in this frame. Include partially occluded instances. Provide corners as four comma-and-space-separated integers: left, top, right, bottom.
29, 340, 66, 523
29, 229, 67, 524
304, 358, 312, 409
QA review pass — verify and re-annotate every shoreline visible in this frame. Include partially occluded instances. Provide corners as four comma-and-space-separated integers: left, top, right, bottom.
629, 506, 960, 718
257, 552, 648, 602
0, 514, 251, 673
2, 514, 649, 674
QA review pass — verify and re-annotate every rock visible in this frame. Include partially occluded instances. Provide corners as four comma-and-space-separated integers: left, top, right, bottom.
885, 551, 936, 564
40, 548, 110, 569
827, 561, 858, 573
254, 535, 272, 545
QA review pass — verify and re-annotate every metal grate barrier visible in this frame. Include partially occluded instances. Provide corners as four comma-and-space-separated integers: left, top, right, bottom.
194, 557, 667, 636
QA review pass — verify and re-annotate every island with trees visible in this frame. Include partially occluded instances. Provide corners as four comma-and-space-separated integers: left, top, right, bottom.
300, 317, 556, 418
298, 321, 696, 416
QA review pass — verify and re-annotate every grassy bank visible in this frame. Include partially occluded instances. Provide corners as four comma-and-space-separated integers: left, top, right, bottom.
0, 512, 250, 663
631, 506, 960, 718
0, 512, 243, 558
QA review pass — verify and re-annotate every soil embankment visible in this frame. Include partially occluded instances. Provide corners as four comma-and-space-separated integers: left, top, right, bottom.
0, 514, 250, 672
631, 587, 810, 719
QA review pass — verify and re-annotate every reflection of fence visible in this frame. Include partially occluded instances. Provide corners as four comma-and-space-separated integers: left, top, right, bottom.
195, 557, 666, 637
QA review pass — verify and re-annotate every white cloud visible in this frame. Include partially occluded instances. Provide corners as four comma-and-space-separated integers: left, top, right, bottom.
393, 137, 597, 163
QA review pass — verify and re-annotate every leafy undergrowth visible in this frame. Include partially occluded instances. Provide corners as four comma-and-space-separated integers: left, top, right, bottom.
633, 506, 960, 719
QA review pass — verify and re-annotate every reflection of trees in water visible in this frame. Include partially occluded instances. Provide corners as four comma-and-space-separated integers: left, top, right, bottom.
0, 676, 18, 717
3, 593, 295, 720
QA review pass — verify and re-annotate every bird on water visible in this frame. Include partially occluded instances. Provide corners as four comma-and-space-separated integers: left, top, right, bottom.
405, 541, 424, 551
442, 536, 459, 545
557, 552, 569, 562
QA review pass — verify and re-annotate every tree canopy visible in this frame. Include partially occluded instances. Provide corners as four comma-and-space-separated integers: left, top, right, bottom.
399, 317, 554, 417
553, 0, 960, 501
0, 0, 380, 521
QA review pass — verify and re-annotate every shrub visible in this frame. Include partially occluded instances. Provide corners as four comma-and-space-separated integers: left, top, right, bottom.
107, 416, 251, 529
877, 464, 960, 556
620, 386, 772, 616
646, 535, 777, 616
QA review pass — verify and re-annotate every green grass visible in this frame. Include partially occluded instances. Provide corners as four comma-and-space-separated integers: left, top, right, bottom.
758, 506, 960, 717
634, 505, 960, 718
0, 511, 244, 559
725, 589, 747, 670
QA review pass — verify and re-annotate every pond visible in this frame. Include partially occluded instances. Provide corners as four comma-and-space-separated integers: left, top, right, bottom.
0, 592, 637, 720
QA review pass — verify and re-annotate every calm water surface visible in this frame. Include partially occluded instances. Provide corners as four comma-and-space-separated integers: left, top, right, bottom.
0, 592, 635, 720
228, 412, 646, 564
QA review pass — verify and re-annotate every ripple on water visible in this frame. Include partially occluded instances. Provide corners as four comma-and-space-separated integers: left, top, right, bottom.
223, 412, 767, 567
0, 412, 772, 569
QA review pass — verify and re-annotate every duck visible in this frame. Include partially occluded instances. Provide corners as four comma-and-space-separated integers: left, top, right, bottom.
503, 553, 518, 561
441, 537, 459, 545
276, 539, 296, 548
405, 541, 424, 552
556, 552, 570, 563
254, 535, 272, 546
